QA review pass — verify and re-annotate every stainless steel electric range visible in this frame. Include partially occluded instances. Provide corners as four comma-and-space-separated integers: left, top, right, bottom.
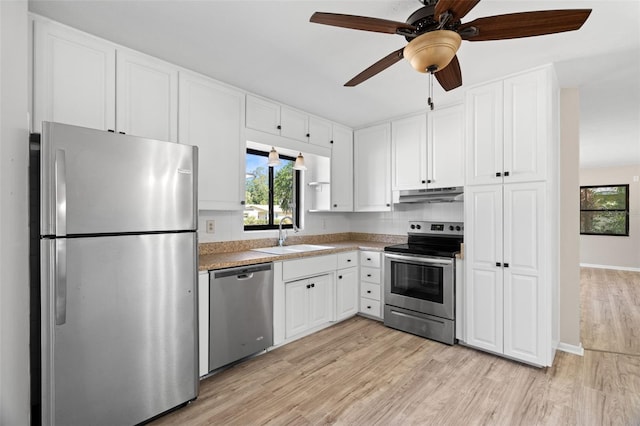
383, 221, 463, 345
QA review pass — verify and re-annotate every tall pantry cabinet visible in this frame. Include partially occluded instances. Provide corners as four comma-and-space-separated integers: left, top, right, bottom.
463, 65, 559, 367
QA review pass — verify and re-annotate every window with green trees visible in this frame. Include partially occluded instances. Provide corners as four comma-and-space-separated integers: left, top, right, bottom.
580, 184, 629, 236
244, 148, 300, 230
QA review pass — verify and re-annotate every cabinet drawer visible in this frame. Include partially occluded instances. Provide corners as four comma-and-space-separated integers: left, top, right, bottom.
360, 298, 381, 318
337, 251, 358, 269
360, 251, 381, 268
282, 254, 337, 281
360, 282, 381, 301
360, 267, 381, 283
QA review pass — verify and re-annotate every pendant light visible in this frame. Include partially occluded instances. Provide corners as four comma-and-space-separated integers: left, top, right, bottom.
293, 153, 306, 170
267, 146, 280, 167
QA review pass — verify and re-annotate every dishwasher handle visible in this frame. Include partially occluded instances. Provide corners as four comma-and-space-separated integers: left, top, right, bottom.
236, 273, 254, 280
212, 262, 272, 279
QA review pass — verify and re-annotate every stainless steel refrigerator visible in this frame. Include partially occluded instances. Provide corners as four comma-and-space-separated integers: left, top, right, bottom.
29, 122, 199, 425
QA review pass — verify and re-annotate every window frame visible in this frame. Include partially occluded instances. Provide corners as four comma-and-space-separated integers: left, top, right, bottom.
244, 148, 301, 231
579, 184, 629, 237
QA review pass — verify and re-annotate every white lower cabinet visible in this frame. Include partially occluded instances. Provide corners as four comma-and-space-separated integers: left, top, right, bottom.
464, 182, 550, 366
359, 251, 383, 319
335, 252, 359, 321
285, 274, 333, 339
198, 271, 209, 377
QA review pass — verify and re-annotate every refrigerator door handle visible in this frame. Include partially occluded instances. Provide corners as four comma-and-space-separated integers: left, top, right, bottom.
55, 149, 67, 237
55, 238, 67, 325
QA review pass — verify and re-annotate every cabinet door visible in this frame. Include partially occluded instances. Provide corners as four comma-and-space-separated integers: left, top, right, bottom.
336, 267, 358, 321
503, 182, 546, 365
503, 70, 548, 183
428, 104, 464, 189
179, 71, 245, 210
465, 81, 503, 186
308, 116, 333, 148
464, 185, 503, 353
330, 124, 354, 211
285, 279, 309, 338
33, 20, 116, 133
280, 106, 309, 142
116, 50, 178, 142
308, 274, 333, 328
354, 123, 391, 212
245, 95, 280, 135
391, 113, 427, 191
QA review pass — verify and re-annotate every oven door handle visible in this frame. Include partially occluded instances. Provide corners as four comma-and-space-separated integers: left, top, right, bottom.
384, 253, 453, 266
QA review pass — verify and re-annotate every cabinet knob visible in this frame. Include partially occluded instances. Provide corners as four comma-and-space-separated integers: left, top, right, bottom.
240, 200, 245, 205
330, 140, 334, 144
338, 275, 343, 279
367, 305, 372, 309
306, 133, 310, 137
496, 262, 502, 267
496, 172, 502, 177
422, 180, 426, 184
107, 129, 115, 133
306, 284, 311, 289
386, 203, 391, 207
504, 171, 510, 177
504, 263, 510, 268
118, 131, 125, 135
367, 274, 372, 278
366, 258, 371, 261
346, 259, 351, 262
427, 179, 432, 183
277, 125, 282, 130
367, 290, 371, 294
333, 204, 338, 208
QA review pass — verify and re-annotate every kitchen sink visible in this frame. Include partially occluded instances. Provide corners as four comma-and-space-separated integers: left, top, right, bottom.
251, 244, 334, 255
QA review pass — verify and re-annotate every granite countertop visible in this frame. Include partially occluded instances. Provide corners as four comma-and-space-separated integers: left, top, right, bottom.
198, 233, 402, 271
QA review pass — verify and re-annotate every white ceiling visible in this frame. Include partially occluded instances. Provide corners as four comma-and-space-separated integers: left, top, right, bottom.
29, 0, 640, 168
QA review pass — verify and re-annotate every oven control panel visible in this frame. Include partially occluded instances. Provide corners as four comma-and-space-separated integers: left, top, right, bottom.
408, 221, 464, 236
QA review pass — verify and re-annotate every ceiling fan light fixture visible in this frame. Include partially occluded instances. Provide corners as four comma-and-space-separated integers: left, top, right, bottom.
403, 30, 462, 73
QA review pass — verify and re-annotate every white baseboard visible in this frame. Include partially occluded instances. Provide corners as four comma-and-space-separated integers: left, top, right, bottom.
580, 263, 640, 272
557, 342, 584, 356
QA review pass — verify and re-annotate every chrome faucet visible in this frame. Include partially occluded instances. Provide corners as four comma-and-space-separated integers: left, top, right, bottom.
278, 216, 298, 247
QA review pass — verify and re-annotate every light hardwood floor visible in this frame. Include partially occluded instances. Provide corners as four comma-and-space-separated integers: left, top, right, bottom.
153, 268, 640, 425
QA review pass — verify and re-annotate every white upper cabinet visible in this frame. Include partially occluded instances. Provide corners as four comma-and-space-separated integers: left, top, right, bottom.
354, 123, 391, 212
33, 19, 116, 133
280, 106, 309, 142
308, 116, 333, 149
391, 113, 427, 191
245, 95, 280, 135
466, 67, 551, 185
246, 95, 309, 143
330, 124, 353, 211
178, 71, 245, 210
427, 104, 465, 189
116, 50, 178, 142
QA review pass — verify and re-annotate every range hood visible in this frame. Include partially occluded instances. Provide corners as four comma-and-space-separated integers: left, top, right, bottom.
393, 187, 464, 204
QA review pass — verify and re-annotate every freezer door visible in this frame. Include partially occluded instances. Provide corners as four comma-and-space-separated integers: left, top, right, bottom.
40, 232, 198, 426
39, 122, 197, 235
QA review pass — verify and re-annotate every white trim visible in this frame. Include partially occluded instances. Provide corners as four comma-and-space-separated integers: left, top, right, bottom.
557, 342, 584, 356
580, 263, 640, 272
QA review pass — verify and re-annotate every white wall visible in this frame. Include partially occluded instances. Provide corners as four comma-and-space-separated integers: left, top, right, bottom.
580, 165, 640, 270
559, 88, 581, 348
0, 0, 30, 423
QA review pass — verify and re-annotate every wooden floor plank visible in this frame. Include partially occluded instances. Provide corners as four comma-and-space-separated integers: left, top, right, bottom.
152, 269, 640, 425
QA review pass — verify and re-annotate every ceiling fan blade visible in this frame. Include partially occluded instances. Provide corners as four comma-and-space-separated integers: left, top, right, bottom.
435, 55, 462, 91
344, 48, 405, 87
435, 0, 481, 22
310, 12, 416, 35
459, 9, 592, 41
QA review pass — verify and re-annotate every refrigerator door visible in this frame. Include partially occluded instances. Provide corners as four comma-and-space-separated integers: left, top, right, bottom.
39, 122, 197, 236
41, 232, 198, 426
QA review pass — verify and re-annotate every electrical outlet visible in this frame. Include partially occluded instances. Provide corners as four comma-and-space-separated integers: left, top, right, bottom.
633, 176, 639, 182
206, 220, 215, 234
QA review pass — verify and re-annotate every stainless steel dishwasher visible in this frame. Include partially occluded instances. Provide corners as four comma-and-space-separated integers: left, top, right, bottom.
209, 263, 273, 371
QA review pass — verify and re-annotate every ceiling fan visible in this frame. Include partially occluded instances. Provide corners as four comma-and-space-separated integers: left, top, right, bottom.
310, 0, 591, 91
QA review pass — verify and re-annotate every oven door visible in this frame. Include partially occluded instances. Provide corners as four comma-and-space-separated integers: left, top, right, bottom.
384, 253, 454, 320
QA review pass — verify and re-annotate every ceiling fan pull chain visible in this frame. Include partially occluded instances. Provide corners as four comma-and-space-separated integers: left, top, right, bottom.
427, 68, 435, 110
